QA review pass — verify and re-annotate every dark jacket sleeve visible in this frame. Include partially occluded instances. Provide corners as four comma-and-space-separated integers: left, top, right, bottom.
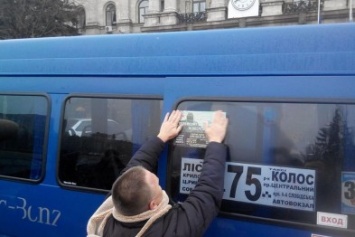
175, 142, 227, 236
121, 136, 165, 173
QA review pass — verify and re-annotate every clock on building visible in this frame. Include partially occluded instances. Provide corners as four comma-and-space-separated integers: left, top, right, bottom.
231, 0, 256, 11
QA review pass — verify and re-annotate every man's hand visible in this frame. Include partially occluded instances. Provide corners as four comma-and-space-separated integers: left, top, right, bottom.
205, 110, 228, 143
157, 110, 183, 142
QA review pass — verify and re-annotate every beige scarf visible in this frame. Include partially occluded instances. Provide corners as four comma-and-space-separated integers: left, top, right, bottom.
87, 190, 172, 237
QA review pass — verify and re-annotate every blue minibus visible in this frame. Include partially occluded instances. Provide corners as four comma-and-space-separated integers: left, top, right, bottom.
0, 23, 355, 237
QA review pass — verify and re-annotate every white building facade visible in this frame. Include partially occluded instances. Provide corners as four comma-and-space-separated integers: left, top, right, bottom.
73, 0, 354, 35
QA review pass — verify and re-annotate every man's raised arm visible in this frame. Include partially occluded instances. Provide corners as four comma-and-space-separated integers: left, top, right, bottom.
122, 110, 183, 172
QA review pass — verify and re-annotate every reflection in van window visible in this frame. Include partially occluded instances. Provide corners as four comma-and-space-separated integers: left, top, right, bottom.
0, 95, 48, 180
59, 97, 162, 190
169, 101, 355, 230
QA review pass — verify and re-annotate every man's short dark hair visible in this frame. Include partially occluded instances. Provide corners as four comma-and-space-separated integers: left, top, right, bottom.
111, 166, 152, 216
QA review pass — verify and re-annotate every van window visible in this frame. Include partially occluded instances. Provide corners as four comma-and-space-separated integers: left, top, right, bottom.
168, 100, 355, 229
0, 95, 48, 180
59, 96, 162, 190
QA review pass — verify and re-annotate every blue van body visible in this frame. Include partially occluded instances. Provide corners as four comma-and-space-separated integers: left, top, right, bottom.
0, 23, 355, 237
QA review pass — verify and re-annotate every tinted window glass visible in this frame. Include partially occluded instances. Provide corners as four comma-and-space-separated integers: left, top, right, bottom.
169, 101, 355, 230
59, 97, 162, 190
0, 95, 48, 180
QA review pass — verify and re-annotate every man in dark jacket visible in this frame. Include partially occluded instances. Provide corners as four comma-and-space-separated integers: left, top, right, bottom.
87, 110, 228, 237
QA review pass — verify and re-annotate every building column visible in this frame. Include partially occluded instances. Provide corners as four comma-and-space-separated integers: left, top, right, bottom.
117, 0, 132, 33
80, 0, 101, 35
164, 0, 177, 11
144, 0, 161, 26
261, 0, 283, 17
207, 0, 227, 22
161, 0, 178, 25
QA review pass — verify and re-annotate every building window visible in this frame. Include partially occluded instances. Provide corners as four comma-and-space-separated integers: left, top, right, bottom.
139, 0, 149, 23
77, 7, 86, 29
106, 3, 116, 26
193, 0, 206, 13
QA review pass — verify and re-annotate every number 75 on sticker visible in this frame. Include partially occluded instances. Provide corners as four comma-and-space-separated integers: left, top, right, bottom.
223, 163, 262, 203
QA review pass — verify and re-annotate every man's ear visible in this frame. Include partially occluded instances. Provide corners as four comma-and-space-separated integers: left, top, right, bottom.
149, 200, 159, 210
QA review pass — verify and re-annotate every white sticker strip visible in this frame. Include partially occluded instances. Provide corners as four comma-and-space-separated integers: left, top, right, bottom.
317, 212, 348, 229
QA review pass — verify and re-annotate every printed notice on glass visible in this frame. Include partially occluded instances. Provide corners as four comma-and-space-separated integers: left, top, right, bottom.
317, 212, 348, 229
174, 111, 225, 148
180, 158, 203, 194
223, 163, 316, 211
180, 160, 316, 211
341, 172, 355, 215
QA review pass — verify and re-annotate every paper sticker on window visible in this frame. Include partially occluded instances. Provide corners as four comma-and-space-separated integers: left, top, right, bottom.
180, 157, 203, 194
180, 158, 316, 211
317, 211, 348, 229
174, 111, 225, 148
223, 162, 316, 211
341, 172, 355, 215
